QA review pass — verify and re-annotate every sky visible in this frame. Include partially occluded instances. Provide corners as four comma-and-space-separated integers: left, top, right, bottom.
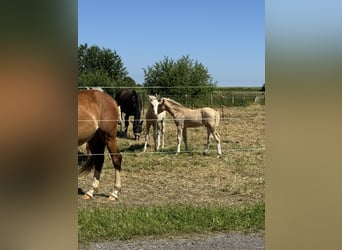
78, 0, 264, 87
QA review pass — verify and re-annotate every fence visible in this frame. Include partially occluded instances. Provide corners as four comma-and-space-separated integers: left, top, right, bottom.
78, 86, 265, 157
79, 86, 265, 109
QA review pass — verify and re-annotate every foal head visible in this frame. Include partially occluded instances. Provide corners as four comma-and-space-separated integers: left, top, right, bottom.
158, 97, 168, 113
148, 95, 160, 117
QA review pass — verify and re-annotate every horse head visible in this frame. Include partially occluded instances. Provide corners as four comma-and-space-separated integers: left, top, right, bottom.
132, 120, 143, 140
158, 98, 167, 113
148, 95, 159, 117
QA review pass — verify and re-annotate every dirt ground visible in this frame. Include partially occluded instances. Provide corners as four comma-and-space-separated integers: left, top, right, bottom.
78, 105, 265, 249
78, 105, 265, 209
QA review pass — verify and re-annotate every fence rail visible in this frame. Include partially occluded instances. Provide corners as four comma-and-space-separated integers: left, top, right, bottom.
78, 86, 265, 158
79, 86, 265, 108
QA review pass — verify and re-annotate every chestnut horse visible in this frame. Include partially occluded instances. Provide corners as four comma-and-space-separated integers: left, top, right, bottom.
78, 90, 122, 201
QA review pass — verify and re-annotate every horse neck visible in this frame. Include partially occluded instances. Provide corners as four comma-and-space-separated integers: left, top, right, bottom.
163, 99, 183, 117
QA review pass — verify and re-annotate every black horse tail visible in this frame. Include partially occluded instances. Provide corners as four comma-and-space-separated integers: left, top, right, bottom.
79, 155, 95, 175
79, 132, 105, 175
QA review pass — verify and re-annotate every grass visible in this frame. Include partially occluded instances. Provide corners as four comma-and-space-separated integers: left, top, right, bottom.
78, 105, 265, 242
78, 201, 264, 242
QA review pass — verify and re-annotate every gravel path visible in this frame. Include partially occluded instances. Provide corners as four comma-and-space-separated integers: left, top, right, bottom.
79, 233, 264, 250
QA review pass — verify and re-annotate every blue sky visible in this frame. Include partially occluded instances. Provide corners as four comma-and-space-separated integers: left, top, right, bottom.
78, 0, 264, 87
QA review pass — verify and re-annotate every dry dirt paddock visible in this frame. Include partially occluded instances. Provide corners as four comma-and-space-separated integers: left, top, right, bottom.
78, 104, 265, 209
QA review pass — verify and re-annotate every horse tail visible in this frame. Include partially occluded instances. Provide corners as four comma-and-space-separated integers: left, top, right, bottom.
79, 154, 95, 175
79, 132, 105, 175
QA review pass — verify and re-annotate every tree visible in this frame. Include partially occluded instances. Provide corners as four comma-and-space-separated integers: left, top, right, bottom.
122, 76, 136, 87
143, 55, 216, 100
78, 43, 132, 95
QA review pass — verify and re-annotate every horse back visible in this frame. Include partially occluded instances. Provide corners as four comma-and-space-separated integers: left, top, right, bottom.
114, 89, 142, 116
78, 90, 120, 137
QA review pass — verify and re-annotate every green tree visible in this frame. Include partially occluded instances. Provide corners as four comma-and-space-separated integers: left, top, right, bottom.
122, 76, 136, 87
143, 55, 216, 100
78, 43, 132, 95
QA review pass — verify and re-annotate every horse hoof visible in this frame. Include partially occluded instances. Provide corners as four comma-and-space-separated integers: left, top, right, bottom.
108, 195, 117, 201
82, 194, 92, 200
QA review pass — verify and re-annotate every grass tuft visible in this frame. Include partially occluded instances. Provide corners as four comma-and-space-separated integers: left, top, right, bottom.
78, 202, 264, 242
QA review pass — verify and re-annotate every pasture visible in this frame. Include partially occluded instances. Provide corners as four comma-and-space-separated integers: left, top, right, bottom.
78, 104, 265, 241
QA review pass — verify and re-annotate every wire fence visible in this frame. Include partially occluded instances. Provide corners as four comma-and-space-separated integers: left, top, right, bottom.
78, 147, 265, 158
79, 86, 265, 108
78, 86, 265, 159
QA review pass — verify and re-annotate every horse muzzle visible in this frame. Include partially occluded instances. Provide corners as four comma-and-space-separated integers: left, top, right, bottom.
134, 134, 140, 140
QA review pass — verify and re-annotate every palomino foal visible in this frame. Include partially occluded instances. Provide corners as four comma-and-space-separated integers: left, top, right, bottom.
143, 95, 166, 152
158, 98, 222, 157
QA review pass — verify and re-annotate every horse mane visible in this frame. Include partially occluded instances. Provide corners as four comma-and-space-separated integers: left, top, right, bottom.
164, 98, 184, 108
161, 98, 188, 114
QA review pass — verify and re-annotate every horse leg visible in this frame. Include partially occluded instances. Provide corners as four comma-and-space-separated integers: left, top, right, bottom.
176, 126, 183, 154
143, 123, 150, 152
160, 119, 165, 149
212, 130, 222, 157
204, 127, 211, 156
182, 128, 189, 152
106, 137, 122, 201
124, 115, 129, 137
154, 121, 159, 151
83, 135, 105, 199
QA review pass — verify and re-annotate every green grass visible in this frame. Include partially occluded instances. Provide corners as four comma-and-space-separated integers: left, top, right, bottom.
78, 201, 264, 242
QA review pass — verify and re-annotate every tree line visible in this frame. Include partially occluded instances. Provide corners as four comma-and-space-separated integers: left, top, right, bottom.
78, 43, 217, 98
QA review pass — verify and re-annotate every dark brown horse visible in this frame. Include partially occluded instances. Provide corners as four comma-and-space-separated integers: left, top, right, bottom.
78, 90, 122, 201
115, 89, 143, 140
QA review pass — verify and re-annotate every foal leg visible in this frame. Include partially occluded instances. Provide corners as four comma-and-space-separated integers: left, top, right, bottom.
204, 127, 211, 156
153, 122, 159, 151
212, 130, 222, 157
156, 121, 162, 150
176, 126, 183, 154
106, 137, 122, 201
182, 128, 189, 152
143, 122, 150, 152
160, 119, 165, 149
